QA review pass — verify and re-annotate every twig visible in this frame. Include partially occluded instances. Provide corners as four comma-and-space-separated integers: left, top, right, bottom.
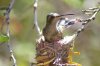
76, 8, 100, 35
33, 0, 42, 36
4, 0, 17, 66
58, 7, 100, 45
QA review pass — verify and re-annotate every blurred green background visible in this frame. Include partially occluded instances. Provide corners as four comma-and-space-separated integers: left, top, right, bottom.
0, 0, 100, 66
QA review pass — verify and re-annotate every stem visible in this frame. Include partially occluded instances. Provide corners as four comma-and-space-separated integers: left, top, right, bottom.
33, 0, 42, 36
76, 8, 100, 36
58, 8, 100, 45
4, 0, 17, 66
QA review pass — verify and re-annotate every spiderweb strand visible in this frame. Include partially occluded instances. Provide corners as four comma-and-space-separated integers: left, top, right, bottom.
33, 0, 42, 36
4, 0, 17, 66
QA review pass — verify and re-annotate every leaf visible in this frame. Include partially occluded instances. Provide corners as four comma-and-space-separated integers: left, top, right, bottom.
0, 34, 9, 43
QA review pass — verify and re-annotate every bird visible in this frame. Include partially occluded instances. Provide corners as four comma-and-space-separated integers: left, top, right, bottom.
43, 13, 77, 43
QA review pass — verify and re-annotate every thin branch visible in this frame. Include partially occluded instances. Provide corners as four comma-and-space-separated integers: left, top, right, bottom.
33, 0, 42, 36
58, 7, 100, 45
76, 8, 100, 35
4, 0, 17, 66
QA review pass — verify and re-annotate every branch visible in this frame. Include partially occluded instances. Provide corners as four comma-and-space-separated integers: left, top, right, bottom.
33, 0, 42, 36
58, 7, 100, 45
76, 7, 100, 35
4, 0, 17, 66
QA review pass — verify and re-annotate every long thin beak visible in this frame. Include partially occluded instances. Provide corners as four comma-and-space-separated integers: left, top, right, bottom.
58, 14, 75, 17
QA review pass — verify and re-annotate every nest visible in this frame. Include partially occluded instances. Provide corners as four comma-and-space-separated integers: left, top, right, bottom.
36, 40, 72, 66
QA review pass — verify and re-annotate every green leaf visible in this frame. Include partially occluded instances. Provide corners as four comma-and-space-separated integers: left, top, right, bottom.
0, 34, 9, 43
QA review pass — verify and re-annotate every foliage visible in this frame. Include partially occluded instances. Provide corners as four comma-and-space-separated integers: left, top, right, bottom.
0, 34, 9, 43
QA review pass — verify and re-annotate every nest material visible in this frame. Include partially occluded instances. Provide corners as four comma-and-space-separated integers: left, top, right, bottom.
35, 13, 79, 66
36, 41, 72, 66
